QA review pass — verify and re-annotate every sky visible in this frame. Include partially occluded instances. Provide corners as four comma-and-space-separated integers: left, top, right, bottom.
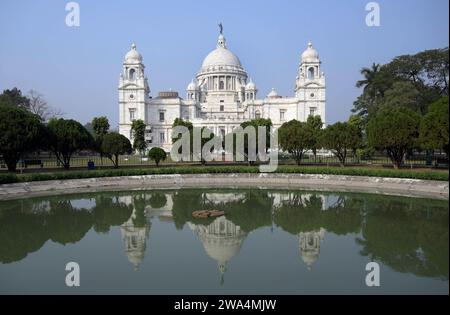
0, 0, 448, 128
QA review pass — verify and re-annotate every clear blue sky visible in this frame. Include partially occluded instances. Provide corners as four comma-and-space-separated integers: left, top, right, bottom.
0, 0, 448, 127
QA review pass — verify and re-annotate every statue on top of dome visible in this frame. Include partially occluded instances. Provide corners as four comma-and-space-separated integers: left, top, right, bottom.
218, 22, 223, 35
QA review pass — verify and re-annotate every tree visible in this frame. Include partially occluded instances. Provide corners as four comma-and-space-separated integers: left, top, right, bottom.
420, 96, 449, 156
92, 116, 110, 163
239, 118, 272, 164
47, 118, 94, 169
352, 48, 448, 120
84, 122, 94, 136
172, 118, 215, 163
0, 88, 30, 109
172, 118, 193, 160
224, 118, 272, 164
349, 115, 374, 160
0, 106, 45, 171
306, 115, 323, 161
148, 147, 167, 167
101, 132, 132, 168
379, 81, 423, 114
348, 115, 365, 156
92, 116, 110, 138
388, 48, 449, 96
241, 118, 272, 153
131, 119, 147, 156
27, 90, 63, 121
356, 63, 381, 94
278, 120, 310, 165
321, 122, 362, 167
367, 107, 421, 169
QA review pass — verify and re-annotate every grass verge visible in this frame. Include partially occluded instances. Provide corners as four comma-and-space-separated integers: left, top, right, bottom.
0, 165, 448, 185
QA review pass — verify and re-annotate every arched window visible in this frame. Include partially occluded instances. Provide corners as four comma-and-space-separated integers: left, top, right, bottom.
255, 110, 261, 119
129, 68, 136, 80
308, 67, 315, 79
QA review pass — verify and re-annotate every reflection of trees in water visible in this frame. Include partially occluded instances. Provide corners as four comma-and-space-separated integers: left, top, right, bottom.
273, 192, 448, 278
0, 193, 133, 264
272, 192, 363, 269
92, 196, 133, 233
356, 196, 449, 280
0, 189, 448, 280
273, 193, 362, 235
148, 192, 167, 209
46, 200, 93, 245
132, 194, 148, 228
0, 200, 49, 264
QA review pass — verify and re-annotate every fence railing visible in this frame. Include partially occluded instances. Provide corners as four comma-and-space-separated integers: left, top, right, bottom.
1, 152, 448, 171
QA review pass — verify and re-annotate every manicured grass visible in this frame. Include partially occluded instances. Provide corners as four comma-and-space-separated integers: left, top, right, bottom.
0, 165, 448, 185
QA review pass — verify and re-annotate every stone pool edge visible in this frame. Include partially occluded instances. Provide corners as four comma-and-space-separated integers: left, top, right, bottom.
0, 173, 448, 201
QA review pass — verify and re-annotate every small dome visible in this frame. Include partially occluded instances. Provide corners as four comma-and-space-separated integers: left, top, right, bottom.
187, 79, 198, 91
301, 42, 319, 63
267, 88, 279, 98
301, 250, 319, 269
125, 43, 143, 63
246, 80, 256, 90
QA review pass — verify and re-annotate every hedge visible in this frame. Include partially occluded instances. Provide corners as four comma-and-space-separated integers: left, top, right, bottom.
0, 165, 448, 185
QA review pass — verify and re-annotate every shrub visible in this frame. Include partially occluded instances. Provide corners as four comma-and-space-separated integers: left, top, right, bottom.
148, 147, 167, 167
0, 165, 447, 186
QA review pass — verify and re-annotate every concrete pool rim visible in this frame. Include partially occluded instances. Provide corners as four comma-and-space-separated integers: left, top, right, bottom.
0, 173, 448, 201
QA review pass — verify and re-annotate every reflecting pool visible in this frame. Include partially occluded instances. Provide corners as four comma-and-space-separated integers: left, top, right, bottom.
0, 189, 448, 294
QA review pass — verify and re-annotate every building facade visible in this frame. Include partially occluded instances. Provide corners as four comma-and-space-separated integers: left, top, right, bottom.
119, 28, 326, 152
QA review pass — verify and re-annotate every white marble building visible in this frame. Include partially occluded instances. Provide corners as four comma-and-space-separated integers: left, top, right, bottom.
119, 28, 326, 152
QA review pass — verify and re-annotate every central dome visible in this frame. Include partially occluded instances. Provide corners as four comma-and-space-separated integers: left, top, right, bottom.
201, 47, 242, 70
200, 34, 243, 71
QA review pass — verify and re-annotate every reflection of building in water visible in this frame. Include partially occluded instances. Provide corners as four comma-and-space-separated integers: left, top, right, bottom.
298, 228, 325, 270
119, 193, 173, 220
270, 192, 341, 211
145, 193, 173, 221
202, 193, 246, 205
188, 216, 247, 284
120, 207, 151, 270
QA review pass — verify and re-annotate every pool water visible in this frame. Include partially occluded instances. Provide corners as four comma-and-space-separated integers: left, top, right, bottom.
0, 189, 448, 294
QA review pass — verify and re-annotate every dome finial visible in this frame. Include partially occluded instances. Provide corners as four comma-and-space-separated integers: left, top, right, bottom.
216, 23, 226, 48
308, 41, 313, 48
131, 42, 136, 50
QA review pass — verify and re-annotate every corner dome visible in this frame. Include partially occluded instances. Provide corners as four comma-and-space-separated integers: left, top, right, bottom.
301, 42, 319, 63
246, 80, 256, 90
125, 43, 143, 63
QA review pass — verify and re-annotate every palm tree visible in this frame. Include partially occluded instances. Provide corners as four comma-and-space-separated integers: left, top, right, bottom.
356, 63, 381, 93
